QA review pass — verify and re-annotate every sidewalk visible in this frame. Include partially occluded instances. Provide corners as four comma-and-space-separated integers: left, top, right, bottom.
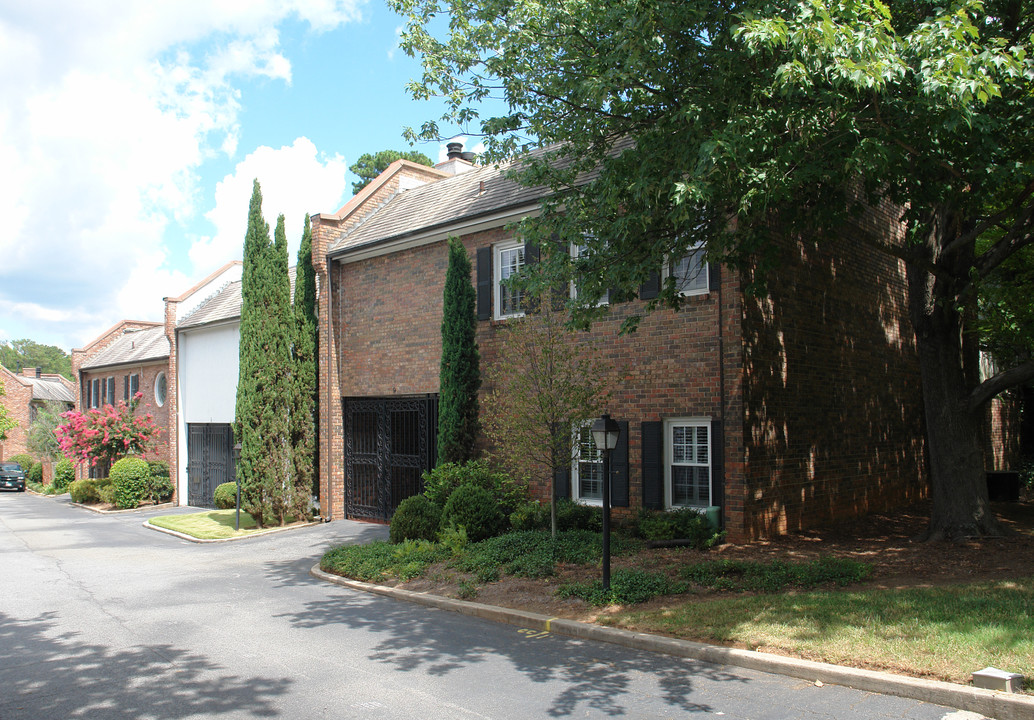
311, 564, 1034, 720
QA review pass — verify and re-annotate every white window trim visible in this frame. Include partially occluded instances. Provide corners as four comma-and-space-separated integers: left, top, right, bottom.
493, 239, 526, 320
664, 417, 712, 509
571, 422, 603, 506
155, 371, 167, 407
664, 242, 709, 297
569, 241, 609, 307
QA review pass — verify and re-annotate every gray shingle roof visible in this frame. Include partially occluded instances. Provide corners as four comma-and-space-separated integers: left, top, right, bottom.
28, 377, 74, 403
328, 159, 548, 256
178, 280, 242, 329
81, 326, 169, 369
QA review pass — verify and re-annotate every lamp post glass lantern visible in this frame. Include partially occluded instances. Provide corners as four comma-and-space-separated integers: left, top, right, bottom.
591, 414, 620, 592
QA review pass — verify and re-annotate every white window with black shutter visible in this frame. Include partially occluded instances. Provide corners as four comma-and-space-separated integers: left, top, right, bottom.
561, 420, 629, 507
642, 417, 722, 513
494, 240, 525, 320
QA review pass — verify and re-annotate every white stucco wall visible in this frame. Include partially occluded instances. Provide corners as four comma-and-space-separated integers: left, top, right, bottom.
176, 321, 240, 503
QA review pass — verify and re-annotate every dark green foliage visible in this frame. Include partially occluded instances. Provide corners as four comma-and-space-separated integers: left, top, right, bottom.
68, 478, 100, 504
214, 481, 238, 510
8, 454, 33, 473
637, 508, 724, 548
441, 484, 504, 542
457, 529, 622, 581
556, 569, 686, 606
681, 557, 873, 593
291, 215, 319, 504
349, 149, 434, 194
27, 401, 64, 460
555, 498, 603, 532
0, 339, 72, 380
53, 460, 74, 491
390, 494, 442, 543
423, 460, 527, 514
438, 238, 481, 464
26, 462, 43, 484
147, 460, 169, 480
321, 539, 449, 582
509, 500, 550, 531
110, 457, 150, 509
146, 474, 174, 503
234, 183, 294, 528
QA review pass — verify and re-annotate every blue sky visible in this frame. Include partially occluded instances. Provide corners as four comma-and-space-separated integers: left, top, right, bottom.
0, 0, 480, 352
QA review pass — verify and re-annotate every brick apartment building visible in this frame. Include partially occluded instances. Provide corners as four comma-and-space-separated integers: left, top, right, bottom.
310, 147, 940, 542
0, 365, 75, 470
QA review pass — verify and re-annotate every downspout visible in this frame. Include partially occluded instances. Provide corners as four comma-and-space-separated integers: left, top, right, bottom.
324, 257, 335, 522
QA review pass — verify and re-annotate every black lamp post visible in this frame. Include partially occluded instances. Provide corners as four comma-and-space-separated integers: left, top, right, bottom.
233, 442, 242, 531
590, 414, 620, 592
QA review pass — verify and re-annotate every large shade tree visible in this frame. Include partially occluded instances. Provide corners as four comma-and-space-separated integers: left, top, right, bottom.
392, 0, 1034, 539
349, 149, 435, 194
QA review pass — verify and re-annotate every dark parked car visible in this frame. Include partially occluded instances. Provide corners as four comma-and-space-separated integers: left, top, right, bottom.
0, 462, 26, 492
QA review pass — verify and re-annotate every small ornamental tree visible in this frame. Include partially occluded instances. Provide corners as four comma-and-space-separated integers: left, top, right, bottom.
438, 237, 481, 464
27, 401, 65, 462
0, 377, 16, 441
55, 393, 161, 469
483, 292, 610, 537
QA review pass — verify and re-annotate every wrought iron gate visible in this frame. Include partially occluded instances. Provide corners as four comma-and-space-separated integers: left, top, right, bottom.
187, 423, 235, 508
342, 395, 437, 521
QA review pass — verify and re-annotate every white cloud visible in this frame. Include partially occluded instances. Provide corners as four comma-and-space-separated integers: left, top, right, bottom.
190, 138, 349, 271
0, 0, 366, 350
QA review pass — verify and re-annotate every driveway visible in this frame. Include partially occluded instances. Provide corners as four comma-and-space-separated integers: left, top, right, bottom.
0, 493, 991, 719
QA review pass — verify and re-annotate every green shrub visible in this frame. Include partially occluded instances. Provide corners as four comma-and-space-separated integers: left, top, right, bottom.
69, 479, 100, 504
53, 460, 75, 491
556, 568, 686, 606
214, 482, 238, 509
8, 453, 34, 473
637, 508, 723, 548
110, 457, 150, 509
440, 484, 505, 542
556, 498, 602, 531
147, 460, 170, 479
26, 462, 43, 484
98, 484, 116, 505
146, 474, 175, 503
680, 557, 872, 593
390, 494, 442, 543
423, 460, 528, 514
320, 540, 450, 583
509, 500, 550, 531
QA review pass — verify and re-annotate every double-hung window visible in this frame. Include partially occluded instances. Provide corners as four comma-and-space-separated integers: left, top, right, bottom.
90, 378, 100, 409
665, 418, 712, 508
494, 240, 525, 319
571, 423, 604, 504
666, 242, 709, 297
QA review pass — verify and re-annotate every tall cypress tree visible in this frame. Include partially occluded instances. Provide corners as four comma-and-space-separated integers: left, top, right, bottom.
234, 180, 272, 525
437, 237, 481, 464
290, 215, 318, 514
234, 183, 294, 527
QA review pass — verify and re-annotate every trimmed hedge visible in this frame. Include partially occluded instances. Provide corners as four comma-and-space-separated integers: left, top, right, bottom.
214, 481, 238, 509
110, 457, 150, 509
422, 460, 527, 514
69, 479, 101, 504
441, 484, 505, 542
53, 460, 75, 491
26, 462, 43, 484
390, 494, 442, 544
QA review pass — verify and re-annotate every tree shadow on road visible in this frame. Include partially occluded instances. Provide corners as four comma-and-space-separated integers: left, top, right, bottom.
274, 589, 747, 717
0, 611, 290, 719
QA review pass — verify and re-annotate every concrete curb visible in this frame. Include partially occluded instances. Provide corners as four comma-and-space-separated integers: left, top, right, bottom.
71, 501, 176, 514
310, 565, 1034, 720
145, 519, 320, 543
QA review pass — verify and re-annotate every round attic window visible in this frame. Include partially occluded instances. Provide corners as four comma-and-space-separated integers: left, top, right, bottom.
155, 372, 167, 407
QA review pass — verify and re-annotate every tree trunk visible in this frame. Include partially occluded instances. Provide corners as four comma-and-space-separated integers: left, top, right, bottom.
907, 241, 1002, 540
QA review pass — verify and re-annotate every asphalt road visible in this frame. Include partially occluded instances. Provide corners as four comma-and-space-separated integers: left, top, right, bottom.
0, 492, 990, 719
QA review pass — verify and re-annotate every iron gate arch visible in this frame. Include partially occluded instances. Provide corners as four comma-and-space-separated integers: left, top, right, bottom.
342, 395, 437, 522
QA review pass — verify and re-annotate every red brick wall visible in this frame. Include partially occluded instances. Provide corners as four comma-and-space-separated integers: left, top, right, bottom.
0, 367, 35, 460
741, 207, 928, 538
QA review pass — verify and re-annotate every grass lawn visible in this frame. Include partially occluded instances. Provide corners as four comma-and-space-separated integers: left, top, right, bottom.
148, 509, 273, 540
600, 577, 1034, 686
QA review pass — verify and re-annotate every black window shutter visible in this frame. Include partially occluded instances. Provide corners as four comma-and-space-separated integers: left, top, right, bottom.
554, 467, 571, 500
641, 421, 663, 509
708, 262, 721, 292
710, 419, 724, 516
476, 246, 492, 320
524, 241, 540, 265
611, 420, 629, 507
124, 375, 129, 401
640, 270, 661, 300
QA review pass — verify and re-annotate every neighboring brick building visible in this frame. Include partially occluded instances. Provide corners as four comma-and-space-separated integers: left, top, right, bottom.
309, 146, 936, 542
71, 321, 172, 480
0, 365, 75, 469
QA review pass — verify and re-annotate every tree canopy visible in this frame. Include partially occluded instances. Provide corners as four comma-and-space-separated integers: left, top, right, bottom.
349, 149, 434, 194
393, 0, 1034, 538
0, 339, 72, 380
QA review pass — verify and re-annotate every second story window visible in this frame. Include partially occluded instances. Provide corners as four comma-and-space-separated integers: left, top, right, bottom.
667, 242, 709, 297
494, 240, 525, 320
